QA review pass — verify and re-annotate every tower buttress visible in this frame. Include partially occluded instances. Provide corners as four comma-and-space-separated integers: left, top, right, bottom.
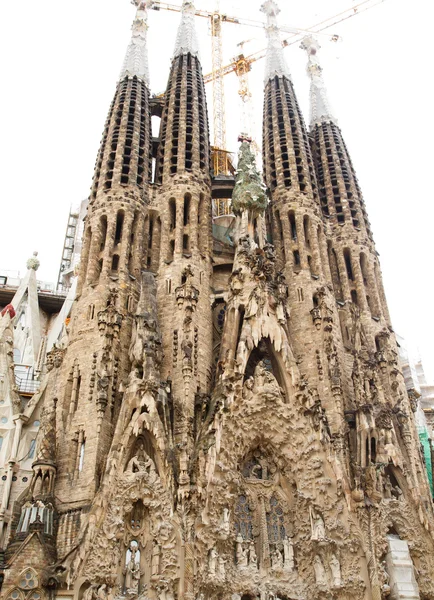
47, 1, 152, 506
302, 34, 434, 547
155, 0, 213, 496
261, 0, 342, 420
302, 35, 390, 328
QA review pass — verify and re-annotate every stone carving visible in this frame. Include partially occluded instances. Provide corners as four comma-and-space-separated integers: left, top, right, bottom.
151, 540, 161, 578
217, 555, 226, 578
329, 553, 341, 587
310, 507, 326, 541
236, 534, 248, 569
248, 541, 258, 569
271, 546, 283, 570
208, 547, 218, 576
124, 541, 141, 594
283, 537, 294, 571
314, 555, 327, 586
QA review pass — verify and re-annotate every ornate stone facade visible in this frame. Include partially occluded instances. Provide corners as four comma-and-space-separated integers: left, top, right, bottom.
1, 1, 433, 600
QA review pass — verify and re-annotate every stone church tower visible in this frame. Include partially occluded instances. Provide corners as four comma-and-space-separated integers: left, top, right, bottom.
1, 1, 434, 599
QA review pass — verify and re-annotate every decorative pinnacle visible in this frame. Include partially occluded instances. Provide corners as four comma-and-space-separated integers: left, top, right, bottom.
119, 1, 150, 86
300, 35, 336, 127
173, 1, 200, 59
27, 251, 40, 271
261, 0, 291, 83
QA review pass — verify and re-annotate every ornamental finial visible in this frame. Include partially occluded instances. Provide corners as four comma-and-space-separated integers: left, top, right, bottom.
119, 0, 150, 85
300, 35, 336, 127
27, 251, 40, 272
261, 0, 291, 83
173, 1, 200, 59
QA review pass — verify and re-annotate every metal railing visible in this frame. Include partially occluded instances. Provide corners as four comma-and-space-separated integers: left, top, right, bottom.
15, 377, 41, 395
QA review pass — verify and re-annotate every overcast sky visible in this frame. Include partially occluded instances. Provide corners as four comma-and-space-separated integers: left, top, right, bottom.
0, 0, 433, 382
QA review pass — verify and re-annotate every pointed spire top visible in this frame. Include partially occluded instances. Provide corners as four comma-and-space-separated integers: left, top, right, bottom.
261, 0, 291, 83
173, 1, 200, 59
300, 35, 336, 127
119, 0, 150, 86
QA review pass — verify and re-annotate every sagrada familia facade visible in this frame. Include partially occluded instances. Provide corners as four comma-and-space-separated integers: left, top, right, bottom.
1, 0, 433, 599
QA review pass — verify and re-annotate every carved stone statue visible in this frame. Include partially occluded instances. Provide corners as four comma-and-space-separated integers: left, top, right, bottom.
236, 534, 248, 568
151, 540, 160, 577
220, 507, 230, 535
124, 542, 141, 594
379, 560, 391, 596
249, 541, 258, 569
283, 536, 294, 571
329, 553, 342, 587
208, 546, 218, 576
271, 546, 283, 570
217, 555, 226, 578
310, 507, 326, 541
314, 555, 328, 586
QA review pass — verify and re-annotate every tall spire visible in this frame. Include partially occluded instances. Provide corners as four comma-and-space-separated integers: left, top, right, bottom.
300, 35, 336, 127
261, 0, 291, 83
119, 0, 150, 86
173, 0, 200, 59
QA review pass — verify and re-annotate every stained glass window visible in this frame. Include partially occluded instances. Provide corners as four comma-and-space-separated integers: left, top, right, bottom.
234, 495, 253, 540
266, 495, 286, 543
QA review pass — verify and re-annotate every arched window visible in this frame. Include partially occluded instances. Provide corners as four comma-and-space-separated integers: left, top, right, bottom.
289, 211, 297, 241
169, 199, 176, 231
100, 215, 107, 251
115, 211, 124, 245
28, 439, 36, 459
18, 569, 38, 590
111, 254, 119, 271
343, 248, 354, 281
183, 194, 191, 226
78, 442, 85, 472
5, 589, 24, 600
266, 495, 286, 543
234, 495, 253, 540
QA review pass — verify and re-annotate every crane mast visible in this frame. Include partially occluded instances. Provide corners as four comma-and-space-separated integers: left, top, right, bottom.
211, 12, 228, 175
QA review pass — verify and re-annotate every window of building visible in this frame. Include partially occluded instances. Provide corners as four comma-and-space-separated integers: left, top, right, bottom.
28, 439, 36, 459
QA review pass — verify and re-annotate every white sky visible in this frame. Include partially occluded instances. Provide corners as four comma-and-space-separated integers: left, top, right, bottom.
0, 0, 433, 381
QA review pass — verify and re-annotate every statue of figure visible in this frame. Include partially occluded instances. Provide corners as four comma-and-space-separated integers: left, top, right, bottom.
283, 537, 294, 571
126, 444, 157, 483
329, 553, 341, 587
313, 555, 328, 586
151, 540, 160, 577
124, 542, 141, 594
157, 579, 174, 600
383, 476, 393, 499
236, 534, 248, 568
271, 546, 283, 570
243, 376, 254, 400
83, 586, 98, 600
248, 541, 257, 569
208, 546, 218, 576
221, 507, 230, 535
392, 485, 403, 501
217, 555, 226, 578
310, 507, 326, 541
379, 560, 391, 596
